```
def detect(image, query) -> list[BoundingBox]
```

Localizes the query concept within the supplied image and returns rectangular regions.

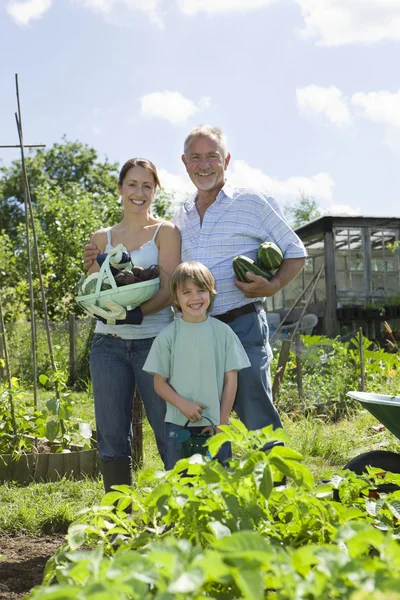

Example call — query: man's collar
[221,182,234,199]
[183,181,233,212]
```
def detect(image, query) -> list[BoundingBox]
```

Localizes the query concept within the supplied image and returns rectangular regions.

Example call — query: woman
[85,157,181,493]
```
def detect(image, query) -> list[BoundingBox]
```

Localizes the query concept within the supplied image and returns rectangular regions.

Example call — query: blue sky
[1,0,400,217]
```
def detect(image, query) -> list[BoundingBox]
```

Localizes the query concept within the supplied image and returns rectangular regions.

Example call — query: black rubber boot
[101,457,132,494]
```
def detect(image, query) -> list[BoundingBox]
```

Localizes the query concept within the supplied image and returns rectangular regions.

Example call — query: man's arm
[234,256,306,298]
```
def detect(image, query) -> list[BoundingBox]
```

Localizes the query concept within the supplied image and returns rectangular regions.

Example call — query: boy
[143,261,250,470]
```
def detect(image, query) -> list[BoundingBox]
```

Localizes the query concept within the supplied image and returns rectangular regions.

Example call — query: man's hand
[180,400,207,423]
[84,236,100,270]
[84,300,143,325]
[200,425,215,435]
[234,273,279,298]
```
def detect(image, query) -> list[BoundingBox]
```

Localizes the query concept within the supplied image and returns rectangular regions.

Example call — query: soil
[0,536,64,599]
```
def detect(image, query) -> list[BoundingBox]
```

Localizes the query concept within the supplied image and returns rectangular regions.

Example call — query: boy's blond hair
[169,261,217,313]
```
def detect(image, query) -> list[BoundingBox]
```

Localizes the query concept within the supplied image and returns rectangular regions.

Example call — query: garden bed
[0,447,99,483]
[0,535,63,599]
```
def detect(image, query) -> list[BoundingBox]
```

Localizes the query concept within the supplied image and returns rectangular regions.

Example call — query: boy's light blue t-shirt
[143,316,251,427]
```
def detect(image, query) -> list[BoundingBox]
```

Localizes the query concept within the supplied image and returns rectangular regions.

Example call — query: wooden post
[359,327,366,391]
[68,313,76,386]
[324,230,338,337]
[272,339,292,401]
[295,333,303,399]
[0,319,5,380]
[132,387,143,469]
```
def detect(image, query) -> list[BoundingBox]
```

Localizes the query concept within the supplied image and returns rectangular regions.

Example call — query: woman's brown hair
[118,158,161,189]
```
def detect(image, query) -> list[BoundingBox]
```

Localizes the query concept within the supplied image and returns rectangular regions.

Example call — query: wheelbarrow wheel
[343,450,400,475]
[337,450,400,499]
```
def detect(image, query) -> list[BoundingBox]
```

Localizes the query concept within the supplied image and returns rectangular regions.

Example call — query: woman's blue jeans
[90,334,166,465]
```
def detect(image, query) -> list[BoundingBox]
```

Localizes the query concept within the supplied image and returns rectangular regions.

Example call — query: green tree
[0,139,174,322]
[0,137,119,236]
[285,193,321,229]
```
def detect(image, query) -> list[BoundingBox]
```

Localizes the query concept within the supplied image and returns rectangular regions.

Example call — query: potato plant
[27,420,400,599]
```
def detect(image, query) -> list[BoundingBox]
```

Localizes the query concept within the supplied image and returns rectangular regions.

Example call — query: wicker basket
[75,247,160,311]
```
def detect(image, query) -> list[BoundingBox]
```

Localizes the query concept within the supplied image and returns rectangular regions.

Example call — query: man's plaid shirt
[172,183,307,316]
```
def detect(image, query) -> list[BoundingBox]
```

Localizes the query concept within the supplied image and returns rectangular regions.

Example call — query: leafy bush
[275,333,400,419]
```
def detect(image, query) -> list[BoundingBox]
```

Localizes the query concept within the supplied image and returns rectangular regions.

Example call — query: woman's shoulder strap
[152,221,165,241]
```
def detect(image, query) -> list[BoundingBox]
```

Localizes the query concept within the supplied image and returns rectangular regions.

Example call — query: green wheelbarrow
[343,391,400,493]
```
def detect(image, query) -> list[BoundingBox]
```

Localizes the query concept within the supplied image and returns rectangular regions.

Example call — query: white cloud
[322,203,360,216]
[229,160,334,202]
[158,161,334,211]
[158,169,195,210]
[296,85,351,127]
[294,0,400,46]
[140,91,211,125]
[176,0,278,16]
[6,0,51,26]
[81,0,164,28]
[351,90,400,129]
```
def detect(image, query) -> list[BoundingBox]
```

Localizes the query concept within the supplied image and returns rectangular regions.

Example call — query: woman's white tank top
[95,222,173,339]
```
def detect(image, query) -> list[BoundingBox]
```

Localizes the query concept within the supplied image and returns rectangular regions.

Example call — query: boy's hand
[84,235,100,270]
[180,400,207,423]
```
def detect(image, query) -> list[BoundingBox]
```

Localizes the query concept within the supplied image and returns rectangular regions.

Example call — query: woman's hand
[84,240,100,270]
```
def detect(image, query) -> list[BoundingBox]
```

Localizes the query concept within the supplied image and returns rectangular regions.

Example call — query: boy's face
[176,279,210,323]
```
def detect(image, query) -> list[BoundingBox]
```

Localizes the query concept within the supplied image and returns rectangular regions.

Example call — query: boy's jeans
[165,422,232,471]
[90,334,166,465]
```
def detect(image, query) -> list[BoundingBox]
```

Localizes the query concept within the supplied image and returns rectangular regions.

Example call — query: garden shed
[264,216,400,340]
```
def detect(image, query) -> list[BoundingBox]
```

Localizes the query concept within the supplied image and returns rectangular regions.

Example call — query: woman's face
[118,166,156,214]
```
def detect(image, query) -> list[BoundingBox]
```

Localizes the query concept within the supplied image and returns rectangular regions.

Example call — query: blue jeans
[228,309,282,431]
[165,422,232,471]
[90,334,166,465]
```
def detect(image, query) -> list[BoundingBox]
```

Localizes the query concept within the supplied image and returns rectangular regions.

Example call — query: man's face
[182,135,230,192]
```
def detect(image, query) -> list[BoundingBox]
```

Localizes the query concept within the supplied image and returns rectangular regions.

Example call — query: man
[84,125,307,433]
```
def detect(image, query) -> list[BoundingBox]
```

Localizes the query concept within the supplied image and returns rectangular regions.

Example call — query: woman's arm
[87,230,107,275]
[154,373,207,423]
[140,222,181,317]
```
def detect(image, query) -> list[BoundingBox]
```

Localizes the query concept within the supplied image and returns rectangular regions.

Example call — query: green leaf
[207,432,231,456]
[46,419,60,442]
[253,462,273,499]
[39,374,49,385]
[47,397,61,415]
[214,531,272,559]
[67,524,88,550]
[208,521,231,540]
[234,566,264,600]
[168,568,204,593]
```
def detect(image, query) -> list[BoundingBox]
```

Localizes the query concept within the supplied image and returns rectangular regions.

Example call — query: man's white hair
[183,125,228,158]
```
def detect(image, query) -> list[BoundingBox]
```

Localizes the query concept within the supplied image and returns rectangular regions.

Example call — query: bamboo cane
[0,294,17,436]
[14,74,65,436]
